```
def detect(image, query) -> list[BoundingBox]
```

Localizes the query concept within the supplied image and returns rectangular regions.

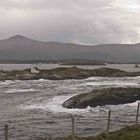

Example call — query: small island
[0,66,140,81]
[63,87,140,109]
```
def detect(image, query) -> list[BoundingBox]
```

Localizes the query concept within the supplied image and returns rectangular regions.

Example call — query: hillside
[0,35,140,63]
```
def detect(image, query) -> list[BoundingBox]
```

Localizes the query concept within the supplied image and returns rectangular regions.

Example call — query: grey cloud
[0,0,140,44]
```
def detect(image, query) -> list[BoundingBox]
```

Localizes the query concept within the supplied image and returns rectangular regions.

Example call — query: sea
[0,63,140,140]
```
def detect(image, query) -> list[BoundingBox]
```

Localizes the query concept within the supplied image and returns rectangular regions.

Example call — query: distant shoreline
[0,59,108,65]
[0,66,140,81]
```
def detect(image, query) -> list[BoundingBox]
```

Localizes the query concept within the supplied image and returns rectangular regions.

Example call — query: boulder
[62,87,140,109]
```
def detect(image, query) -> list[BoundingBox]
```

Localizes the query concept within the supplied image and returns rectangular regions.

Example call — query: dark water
[0,76,140,140]
[0,63,140,72]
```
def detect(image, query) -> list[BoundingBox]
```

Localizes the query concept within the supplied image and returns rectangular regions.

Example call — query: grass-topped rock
[62,87,140,109]
[0,66,139,81]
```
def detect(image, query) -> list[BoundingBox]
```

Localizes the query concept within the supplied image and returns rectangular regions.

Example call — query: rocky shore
[0,66,140,81]
[62,87,140,109]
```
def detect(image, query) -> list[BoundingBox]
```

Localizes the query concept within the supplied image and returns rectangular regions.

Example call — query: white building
[31,67,40,74]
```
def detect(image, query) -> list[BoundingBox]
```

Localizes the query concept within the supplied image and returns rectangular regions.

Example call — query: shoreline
[0,66,140,81]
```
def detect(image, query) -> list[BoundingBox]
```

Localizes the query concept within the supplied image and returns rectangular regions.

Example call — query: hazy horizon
[1,34,140,46]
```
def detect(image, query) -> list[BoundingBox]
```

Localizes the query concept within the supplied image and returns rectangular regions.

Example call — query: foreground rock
[62,87,140,109]
[0,67,139,81]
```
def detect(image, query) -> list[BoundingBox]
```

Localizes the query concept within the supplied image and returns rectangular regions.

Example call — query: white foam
[121,100,140,107]
[85,77,102,80]
[18,76,140,115]
[38,79,45,81]
[86,81,139,87]
[20,94,108,116]
[20,95,140,116]
[0,80,15,85]
[5,88,36,93]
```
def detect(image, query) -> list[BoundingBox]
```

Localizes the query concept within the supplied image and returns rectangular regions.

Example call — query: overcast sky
[0,0,140,44]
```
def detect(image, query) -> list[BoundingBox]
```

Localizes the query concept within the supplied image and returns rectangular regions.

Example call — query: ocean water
[0,75,140,139]
[0,63,140,72]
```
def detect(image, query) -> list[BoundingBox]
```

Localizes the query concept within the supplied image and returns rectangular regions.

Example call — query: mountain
[0,35,140,63]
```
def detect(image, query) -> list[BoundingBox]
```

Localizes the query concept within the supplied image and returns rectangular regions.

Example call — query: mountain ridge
[0,35,140,63]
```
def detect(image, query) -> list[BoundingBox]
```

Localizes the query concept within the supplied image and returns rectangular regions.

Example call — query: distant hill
[0,35,140,63]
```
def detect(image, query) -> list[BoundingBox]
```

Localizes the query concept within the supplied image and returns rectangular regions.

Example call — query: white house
[31,67,40,74]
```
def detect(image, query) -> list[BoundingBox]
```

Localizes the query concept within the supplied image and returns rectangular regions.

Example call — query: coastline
[0,66,140,81]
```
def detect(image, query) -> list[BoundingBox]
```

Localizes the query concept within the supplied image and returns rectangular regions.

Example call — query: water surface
[0,76,140,139]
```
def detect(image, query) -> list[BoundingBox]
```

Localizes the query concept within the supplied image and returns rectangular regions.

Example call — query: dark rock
[62,87,140,109]
[0,67,140,81]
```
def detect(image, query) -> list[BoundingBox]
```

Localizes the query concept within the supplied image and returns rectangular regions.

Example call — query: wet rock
[62,87,140,109]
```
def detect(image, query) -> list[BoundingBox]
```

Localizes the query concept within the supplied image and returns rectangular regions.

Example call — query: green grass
[49,125,140,140]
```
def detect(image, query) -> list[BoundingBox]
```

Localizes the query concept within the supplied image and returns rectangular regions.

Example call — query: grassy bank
[53,125,140,140]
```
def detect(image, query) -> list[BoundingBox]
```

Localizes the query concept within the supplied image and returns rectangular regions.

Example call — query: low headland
[0,66,140,81]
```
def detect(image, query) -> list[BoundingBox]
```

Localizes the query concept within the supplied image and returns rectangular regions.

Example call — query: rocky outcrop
[62,87,140,109]
[0,67,140,81]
